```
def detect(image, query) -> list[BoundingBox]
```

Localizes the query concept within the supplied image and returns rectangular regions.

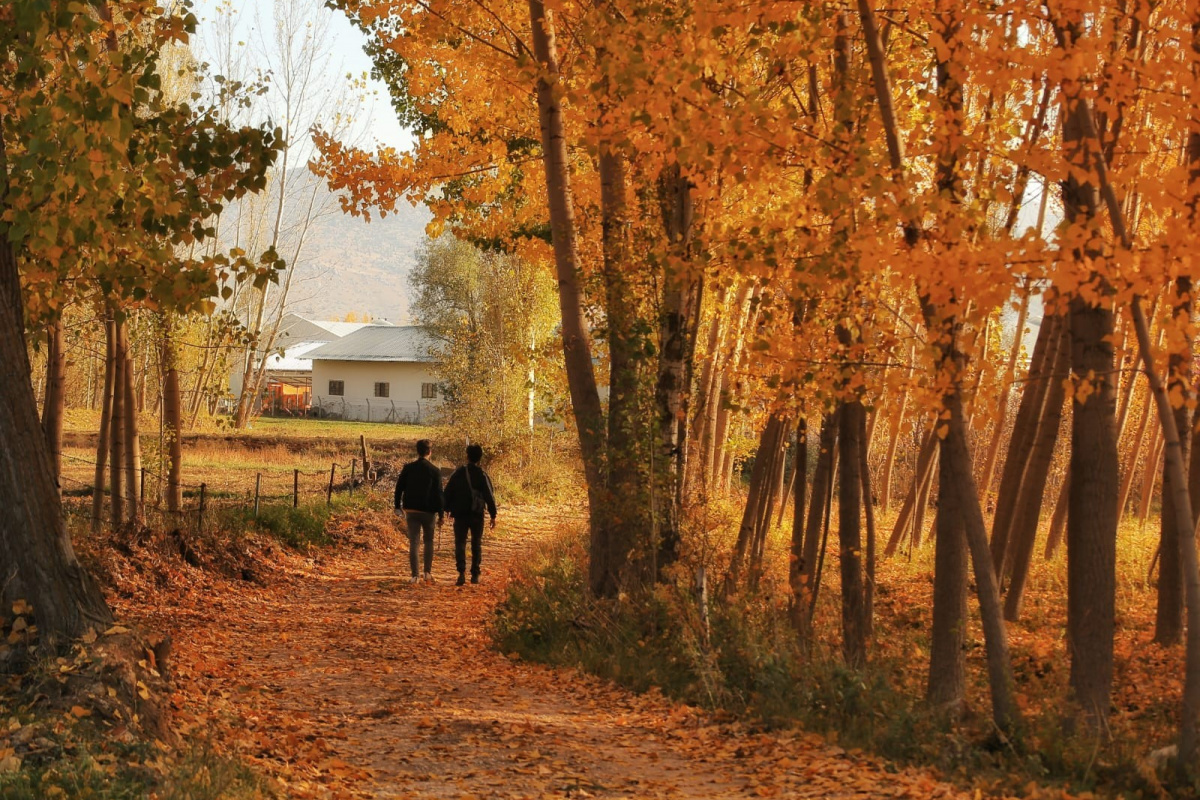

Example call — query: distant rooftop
[264,341,329,372]
[305,326,437,363]
[276,313,393,344]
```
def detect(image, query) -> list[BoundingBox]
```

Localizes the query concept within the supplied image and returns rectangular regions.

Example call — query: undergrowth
[491,528,1187,799]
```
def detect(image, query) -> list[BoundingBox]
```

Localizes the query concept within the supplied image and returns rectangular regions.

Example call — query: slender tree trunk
[799,412,838,633]
[162,321,184,515]
[788,419,809,633]
[859,409,877,636]
[879,342,914,510]
[689,286,732,497]
[1138,428,1163,528]
[1117,389,1155,517]
[655,163,702,573]
[726,414,785,593]
[977,283,1031,497]
[92,317,115,533]
[0,124,112,642]
[121,320,141,523]
[598,143,650,590]
[1159,282,1196,644]
[529,0,609,595]
[1003,320,1069,619]
[990,312,1062,571]
[884,429,937,556]
[839,401,868,668]
[1044,472,1069,559]
[42,319,65,487]
[109,320,125,528]
[928,421,968,710]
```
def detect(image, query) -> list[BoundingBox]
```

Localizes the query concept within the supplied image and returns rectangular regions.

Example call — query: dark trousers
[405,511,436,576]
[453,516,484,576]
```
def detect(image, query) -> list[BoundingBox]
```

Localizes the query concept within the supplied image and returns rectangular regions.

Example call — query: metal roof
[264,341,329,372]
[305,325,437,363]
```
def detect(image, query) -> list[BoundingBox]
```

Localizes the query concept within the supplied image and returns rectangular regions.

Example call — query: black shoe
[455,572,466,586]
[470,573,480,584]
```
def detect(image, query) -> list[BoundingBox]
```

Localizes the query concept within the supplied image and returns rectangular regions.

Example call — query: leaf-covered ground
[126,506,986,799]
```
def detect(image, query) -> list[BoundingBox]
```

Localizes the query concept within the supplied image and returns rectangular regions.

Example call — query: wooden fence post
[327,462,336,506]
[350,458,356,497]
[293,469,299,508]
[254,473,261,517]
[198,482,206,531]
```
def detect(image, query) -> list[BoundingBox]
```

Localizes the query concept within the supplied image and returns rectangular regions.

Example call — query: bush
[240,502,334,549]
[491,527,921,751]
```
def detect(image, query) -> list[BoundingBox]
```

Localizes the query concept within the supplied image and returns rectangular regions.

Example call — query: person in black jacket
[443,444,497,585]
[394,439,444,583]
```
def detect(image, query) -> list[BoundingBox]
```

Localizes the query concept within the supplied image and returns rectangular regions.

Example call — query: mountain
[252,169,432,323]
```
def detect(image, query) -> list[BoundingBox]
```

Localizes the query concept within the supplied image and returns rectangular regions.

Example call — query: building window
[421,382,437,399]
[328,380,344,396]
[374,382,390,398]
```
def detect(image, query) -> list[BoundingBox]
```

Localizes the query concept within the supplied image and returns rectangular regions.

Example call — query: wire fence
[55,449,381,536]
[308,397,429,424]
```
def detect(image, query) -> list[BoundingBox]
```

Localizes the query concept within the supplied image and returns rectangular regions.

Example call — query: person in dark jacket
[442,444,497,585]
[394,439,444,583]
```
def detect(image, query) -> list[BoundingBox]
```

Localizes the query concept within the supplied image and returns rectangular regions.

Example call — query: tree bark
[977,283,1031,499]
[42,319,65,487]
[597,143,652,591]
[528,0,609,595]
[109,318,125,528]
[726,414,785,593]
[839,400,868,668]
[655,163,702,573]
[1003,318,1069,620]
[0,123,112,643]
[928,419,968,710]
[878,342,914,510]
[162,320,184,515]
[884,428,937,557]
[120,319,141,523]
[990,311,1062,571]
[788,419,809,634]
[92,317,115,533]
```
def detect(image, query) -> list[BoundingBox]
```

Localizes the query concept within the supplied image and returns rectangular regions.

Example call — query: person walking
[394,439,444,584]
[443,444,497,586]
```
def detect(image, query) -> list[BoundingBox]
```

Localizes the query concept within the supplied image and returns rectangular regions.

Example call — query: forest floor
[126,504,978,800]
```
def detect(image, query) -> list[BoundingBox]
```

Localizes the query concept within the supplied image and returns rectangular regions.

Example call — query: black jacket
[394,457,444,514]
[443,463,497,520]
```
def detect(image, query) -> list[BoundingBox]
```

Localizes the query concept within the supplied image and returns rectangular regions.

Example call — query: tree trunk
[655,163,702,573]
[1138,428,1164,528]
[42,319,65,487]
[800,411,837,602]
[109,319,125,528]
[1066,292,1119,725]
[990,311,1062,571]
[92,317,115,533]
[859,408,877,636]
[726,414,785,593]
[120,320,141,523]
[1117,388,1154,517]
[528,0,608,594]
[839,401,868,668]
[928,419,968,710]
[0,125,112,643]
[162,321,184,515]
[788,419,809,633]
[878,342,914,510]
[1003,319,1069,619]
[977,283,1031,498]
[598,143,650,591]
[884,428,937,557]
[1044,472,1069,559]
[688,285,732,498]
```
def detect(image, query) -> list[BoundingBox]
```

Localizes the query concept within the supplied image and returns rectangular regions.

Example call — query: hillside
[288,189,432,323]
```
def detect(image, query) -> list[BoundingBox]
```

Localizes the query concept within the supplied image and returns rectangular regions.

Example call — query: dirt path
[161,507,970,799]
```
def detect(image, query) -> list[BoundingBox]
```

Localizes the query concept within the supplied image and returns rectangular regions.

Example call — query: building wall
[311,360,439,423]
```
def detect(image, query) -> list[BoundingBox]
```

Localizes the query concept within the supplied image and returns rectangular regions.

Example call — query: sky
[189,0,413,154]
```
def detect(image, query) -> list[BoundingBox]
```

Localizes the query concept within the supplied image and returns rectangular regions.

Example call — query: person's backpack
[464,465,487,515]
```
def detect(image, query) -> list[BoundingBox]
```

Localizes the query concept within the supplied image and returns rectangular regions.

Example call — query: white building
[307,326,440,423]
